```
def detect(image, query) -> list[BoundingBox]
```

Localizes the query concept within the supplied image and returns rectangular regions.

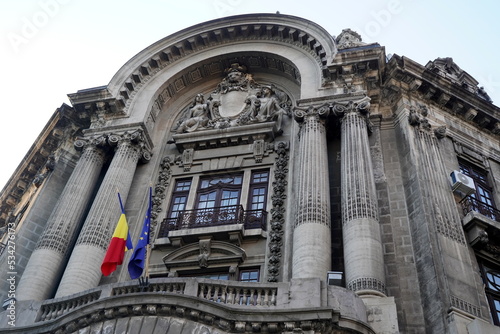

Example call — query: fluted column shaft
[292,105,331,279]
[17,138,106,301]
[340,98,386,296]
[55,132,145,297]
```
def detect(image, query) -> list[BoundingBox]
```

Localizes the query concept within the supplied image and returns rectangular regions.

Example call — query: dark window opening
[479,259,500,326]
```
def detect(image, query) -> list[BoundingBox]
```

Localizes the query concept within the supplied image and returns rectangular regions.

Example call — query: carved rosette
[267,142,289,282]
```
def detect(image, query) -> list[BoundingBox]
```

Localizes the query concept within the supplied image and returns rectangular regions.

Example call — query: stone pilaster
[291,104,331,279]
[55,130,148,298]
[337,96,386,296]
[17,136,107,301]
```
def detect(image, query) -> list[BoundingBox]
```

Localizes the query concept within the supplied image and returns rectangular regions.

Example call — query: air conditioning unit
[449,171,475,195]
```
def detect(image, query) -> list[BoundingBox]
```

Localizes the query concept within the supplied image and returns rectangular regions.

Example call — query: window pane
[198,192,217,209]
[176,180,192,191]
[200,174,243,189]
[170,196,187,217]
[240,269,259,282]
[250,187,266,210]
[252,171,268,183]
[221,190,240,207]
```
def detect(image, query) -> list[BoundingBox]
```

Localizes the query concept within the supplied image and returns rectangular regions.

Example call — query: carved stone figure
[174,63,290,134]
[176,94,211,133]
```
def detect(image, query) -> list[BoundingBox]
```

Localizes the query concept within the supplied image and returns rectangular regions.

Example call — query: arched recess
[129,42,322,128]
[148,51,302,130]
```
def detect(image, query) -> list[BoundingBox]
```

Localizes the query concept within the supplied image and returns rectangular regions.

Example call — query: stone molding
[347,277,386,295]
[9,278,374,334]
[70,14,335,119]
[386,55,500,137]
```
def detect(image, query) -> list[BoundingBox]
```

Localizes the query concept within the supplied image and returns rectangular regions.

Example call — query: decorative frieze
[347,277,386,295]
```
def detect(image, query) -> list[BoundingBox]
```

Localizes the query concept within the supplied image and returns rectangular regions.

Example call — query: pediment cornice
[68,14,336,119]
[383,54,500,136]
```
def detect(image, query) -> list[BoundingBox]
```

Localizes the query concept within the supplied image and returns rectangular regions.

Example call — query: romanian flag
[101,194,133,276]
[128,187,152,279]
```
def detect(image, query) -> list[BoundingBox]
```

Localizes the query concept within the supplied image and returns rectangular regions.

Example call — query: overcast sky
[1,0,499,191]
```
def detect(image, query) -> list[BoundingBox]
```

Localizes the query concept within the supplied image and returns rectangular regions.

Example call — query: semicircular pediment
[163,240,247,270]
[163,240,245,261]
[102,13,336,114]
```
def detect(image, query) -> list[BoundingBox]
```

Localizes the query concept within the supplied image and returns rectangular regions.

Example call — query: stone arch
[106,13,336,120]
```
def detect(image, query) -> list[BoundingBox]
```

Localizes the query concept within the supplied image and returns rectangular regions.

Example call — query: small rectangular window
[239,268,260,282]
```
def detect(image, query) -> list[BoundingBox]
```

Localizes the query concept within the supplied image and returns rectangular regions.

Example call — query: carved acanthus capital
[332,95,371,117]
[293,103,331,123]
[108,129,153,163]
[74,134,107,151]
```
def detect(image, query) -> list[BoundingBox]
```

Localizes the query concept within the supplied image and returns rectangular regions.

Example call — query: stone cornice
[82,122,154,154]
[0,104,89,228]
[69,14,336,119]
[384,54,500,136]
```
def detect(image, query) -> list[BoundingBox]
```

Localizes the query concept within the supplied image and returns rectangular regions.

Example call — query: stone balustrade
[36,277,283,323]
[38,290,101,322]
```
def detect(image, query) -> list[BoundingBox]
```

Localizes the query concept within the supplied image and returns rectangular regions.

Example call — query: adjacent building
[0,13,499,333]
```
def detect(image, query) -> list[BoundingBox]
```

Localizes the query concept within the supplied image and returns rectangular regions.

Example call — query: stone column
[337,96,386,296]
[55,130,149,297]
[17,136,107,301]
[291,104,331,279]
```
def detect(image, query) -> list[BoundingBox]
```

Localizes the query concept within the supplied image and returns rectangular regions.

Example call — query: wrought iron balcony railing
[460,196,500,222]
[158,205,267,238]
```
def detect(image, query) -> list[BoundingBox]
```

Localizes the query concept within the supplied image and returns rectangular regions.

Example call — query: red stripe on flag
[101,237,127,276]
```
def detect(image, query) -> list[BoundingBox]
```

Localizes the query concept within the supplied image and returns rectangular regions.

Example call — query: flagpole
[144,186,152,279]
[117,190,125,213]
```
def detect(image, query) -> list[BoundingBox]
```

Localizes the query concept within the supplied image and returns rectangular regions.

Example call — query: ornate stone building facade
[0,13,499,333]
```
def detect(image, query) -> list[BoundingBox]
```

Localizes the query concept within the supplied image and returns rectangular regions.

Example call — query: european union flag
[128,187,152,279]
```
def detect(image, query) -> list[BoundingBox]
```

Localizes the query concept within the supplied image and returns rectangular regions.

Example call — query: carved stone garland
[151,156,174,237]
[267,141,289,283]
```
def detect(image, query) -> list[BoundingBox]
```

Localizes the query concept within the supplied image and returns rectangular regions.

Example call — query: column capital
[108,129,152,163]
[332,95,371,117]
[293,103,331,123]
[74,134,108,151]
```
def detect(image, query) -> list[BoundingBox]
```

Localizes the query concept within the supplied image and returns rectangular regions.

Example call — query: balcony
[157,205,267,244]
[460,196,500,223]
[460,196,500,250]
